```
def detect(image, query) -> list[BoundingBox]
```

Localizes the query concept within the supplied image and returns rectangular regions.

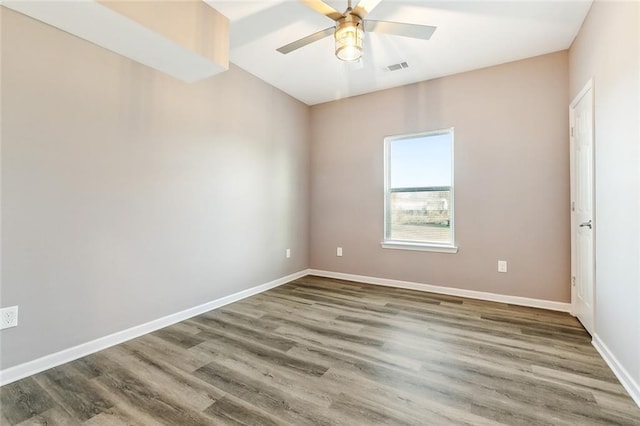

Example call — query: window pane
[388,190,451,243]
[389,133,452,189]
[385,129,454,246]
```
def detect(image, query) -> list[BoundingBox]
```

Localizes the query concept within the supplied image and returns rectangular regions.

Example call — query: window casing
[382,129,457,253]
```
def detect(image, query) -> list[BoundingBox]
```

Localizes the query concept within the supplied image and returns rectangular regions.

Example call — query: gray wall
[569,0,640,393]
[0,9,309,369]
[310,51,571,302]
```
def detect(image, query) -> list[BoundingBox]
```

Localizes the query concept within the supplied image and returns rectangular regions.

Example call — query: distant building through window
[383,129,455,251]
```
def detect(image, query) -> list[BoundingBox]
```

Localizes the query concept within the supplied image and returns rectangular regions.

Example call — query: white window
[382,129,457,253]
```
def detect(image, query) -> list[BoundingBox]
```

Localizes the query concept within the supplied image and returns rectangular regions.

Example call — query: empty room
[1,0,639,424]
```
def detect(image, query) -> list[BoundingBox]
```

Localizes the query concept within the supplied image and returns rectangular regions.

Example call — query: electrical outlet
[498,260,508,273]
[337,247,343,257]
[286,248,291,258]
[0,306,19,330]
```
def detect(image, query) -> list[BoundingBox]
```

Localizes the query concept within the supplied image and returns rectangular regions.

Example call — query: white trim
[308,269,571,312]
[570,78,594,110]
[383,127,456,249]
[592,334,640,408]
[0,269,309,386]
[380,241,458,253]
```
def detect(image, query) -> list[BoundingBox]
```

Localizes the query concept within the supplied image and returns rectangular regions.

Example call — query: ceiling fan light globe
[334,19,364,61]
[336,44,362,61]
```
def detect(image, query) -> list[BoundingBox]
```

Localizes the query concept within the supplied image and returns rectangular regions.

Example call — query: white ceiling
[206,0,592,105]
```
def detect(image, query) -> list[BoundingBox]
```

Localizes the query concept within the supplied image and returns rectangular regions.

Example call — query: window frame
[382,128,458,253]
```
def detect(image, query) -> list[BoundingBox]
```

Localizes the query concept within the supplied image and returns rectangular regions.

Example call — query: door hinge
[571,201,575,212]
[572,276,576,287]
[571,127,574,137]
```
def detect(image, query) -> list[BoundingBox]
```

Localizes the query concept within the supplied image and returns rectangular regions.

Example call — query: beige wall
[0,9,309,369]
[569,0,640,395]
[310,51,570,302]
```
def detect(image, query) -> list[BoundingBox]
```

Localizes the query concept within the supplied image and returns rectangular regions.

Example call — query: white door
[570,80,595,335]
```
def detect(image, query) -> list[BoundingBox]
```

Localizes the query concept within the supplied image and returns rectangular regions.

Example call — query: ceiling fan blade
[352,0,382,18]
[299,1,343,21]
[364,20,436,40]
[276,27,335,54]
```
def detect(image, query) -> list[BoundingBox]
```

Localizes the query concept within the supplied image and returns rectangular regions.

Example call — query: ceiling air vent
[386,61,409,72]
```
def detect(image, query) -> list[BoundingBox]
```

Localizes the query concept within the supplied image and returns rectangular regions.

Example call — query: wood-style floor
[1,275,639,425]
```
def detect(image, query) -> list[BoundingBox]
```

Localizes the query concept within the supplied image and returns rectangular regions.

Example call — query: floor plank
[1,275,639,425]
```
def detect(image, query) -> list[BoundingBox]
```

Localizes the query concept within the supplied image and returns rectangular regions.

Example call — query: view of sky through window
[389,133,452,188]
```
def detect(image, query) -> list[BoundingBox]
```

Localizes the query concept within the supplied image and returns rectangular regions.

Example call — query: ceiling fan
[277,0,437,62]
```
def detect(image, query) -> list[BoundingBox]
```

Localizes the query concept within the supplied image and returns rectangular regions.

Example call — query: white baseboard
[0,269,308,386]
[308,269,572,312]
[592,334,640,408]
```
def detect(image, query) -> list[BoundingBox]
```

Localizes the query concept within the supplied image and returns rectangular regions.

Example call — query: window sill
[380,241,459,254]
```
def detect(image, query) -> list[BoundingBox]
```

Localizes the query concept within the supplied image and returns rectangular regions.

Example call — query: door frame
[569,78,595,331]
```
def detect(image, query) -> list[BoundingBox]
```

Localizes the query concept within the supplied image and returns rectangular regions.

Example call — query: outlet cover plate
[0,306,19,329]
